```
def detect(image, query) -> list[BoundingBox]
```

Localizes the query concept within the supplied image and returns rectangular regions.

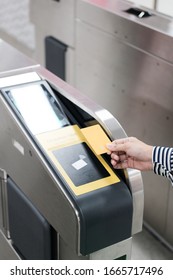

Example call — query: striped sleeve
[152,146,173,185]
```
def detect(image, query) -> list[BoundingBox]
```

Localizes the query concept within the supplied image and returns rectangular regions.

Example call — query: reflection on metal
[0,72,41,88]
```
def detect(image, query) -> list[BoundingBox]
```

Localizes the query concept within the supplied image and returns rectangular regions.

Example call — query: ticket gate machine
[0,40,144,259]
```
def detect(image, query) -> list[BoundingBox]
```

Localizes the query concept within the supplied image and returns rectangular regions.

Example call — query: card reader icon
[72,155,87,170]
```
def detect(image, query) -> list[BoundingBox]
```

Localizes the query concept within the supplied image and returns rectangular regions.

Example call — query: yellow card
[81,124,111,155]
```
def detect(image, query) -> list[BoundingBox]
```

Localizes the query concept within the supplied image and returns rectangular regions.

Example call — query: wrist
[146,145,153,170]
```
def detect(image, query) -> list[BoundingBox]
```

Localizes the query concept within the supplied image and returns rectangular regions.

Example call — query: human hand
[106,137,153,171]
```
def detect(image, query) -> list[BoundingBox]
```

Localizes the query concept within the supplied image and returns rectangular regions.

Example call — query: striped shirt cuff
[152,146,173,185]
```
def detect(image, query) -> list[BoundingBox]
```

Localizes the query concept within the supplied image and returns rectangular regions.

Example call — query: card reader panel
[53,142,109,186]
[36,124,120,196]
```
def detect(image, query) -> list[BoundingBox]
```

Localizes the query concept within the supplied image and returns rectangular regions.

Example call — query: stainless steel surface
[0,39,39,75]
[30,0,76,67]
[0,39,143,259]
[0,230,20,260]
[166,184,173,244]
[59,236,132,260]
[125,169,144,235]
[74,0,173,246]
[156,0,173,17]
[89,238,132,260]
[30,0,75,48]
[78,0,173,62]
[30,0,76,85]
[0,72,41,88]
[59,236,88,260]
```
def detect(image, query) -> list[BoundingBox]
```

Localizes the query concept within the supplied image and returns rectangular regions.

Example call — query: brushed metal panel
[34,29,47,66]
[0,39,38,74]
[77,0,173,63]
[59,236,89,260]
[156,0,173,17]
[89,237,132,260]
[75,21,173,137]
[165,184,173,245]
[59,236,132,259]
[0,230,20,260]
[75,20,173,242]
[30,9,75,85]
[125,169,143,235]
[143,172,170,235]
[30,0,76,48]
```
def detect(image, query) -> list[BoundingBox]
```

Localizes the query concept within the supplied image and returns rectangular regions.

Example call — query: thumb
[106,143,126,153]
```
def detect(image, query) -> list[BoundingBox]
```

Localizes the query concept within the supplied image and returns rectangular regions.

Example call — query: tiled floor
[132,227,173,260]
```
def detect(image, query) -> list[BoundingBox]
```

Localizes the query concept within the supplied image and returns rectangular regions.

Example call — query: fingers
[112,138,130,144]
[107,138,130,169]
[111,152,127,162]
[107,142,126,153]
[111,153,128,169]
[111,159,128,169]
[106,138,130,152]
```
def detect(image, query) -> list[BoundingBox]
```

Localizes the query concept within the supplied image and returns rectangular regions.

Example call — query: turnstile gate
[0,40,143,260]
